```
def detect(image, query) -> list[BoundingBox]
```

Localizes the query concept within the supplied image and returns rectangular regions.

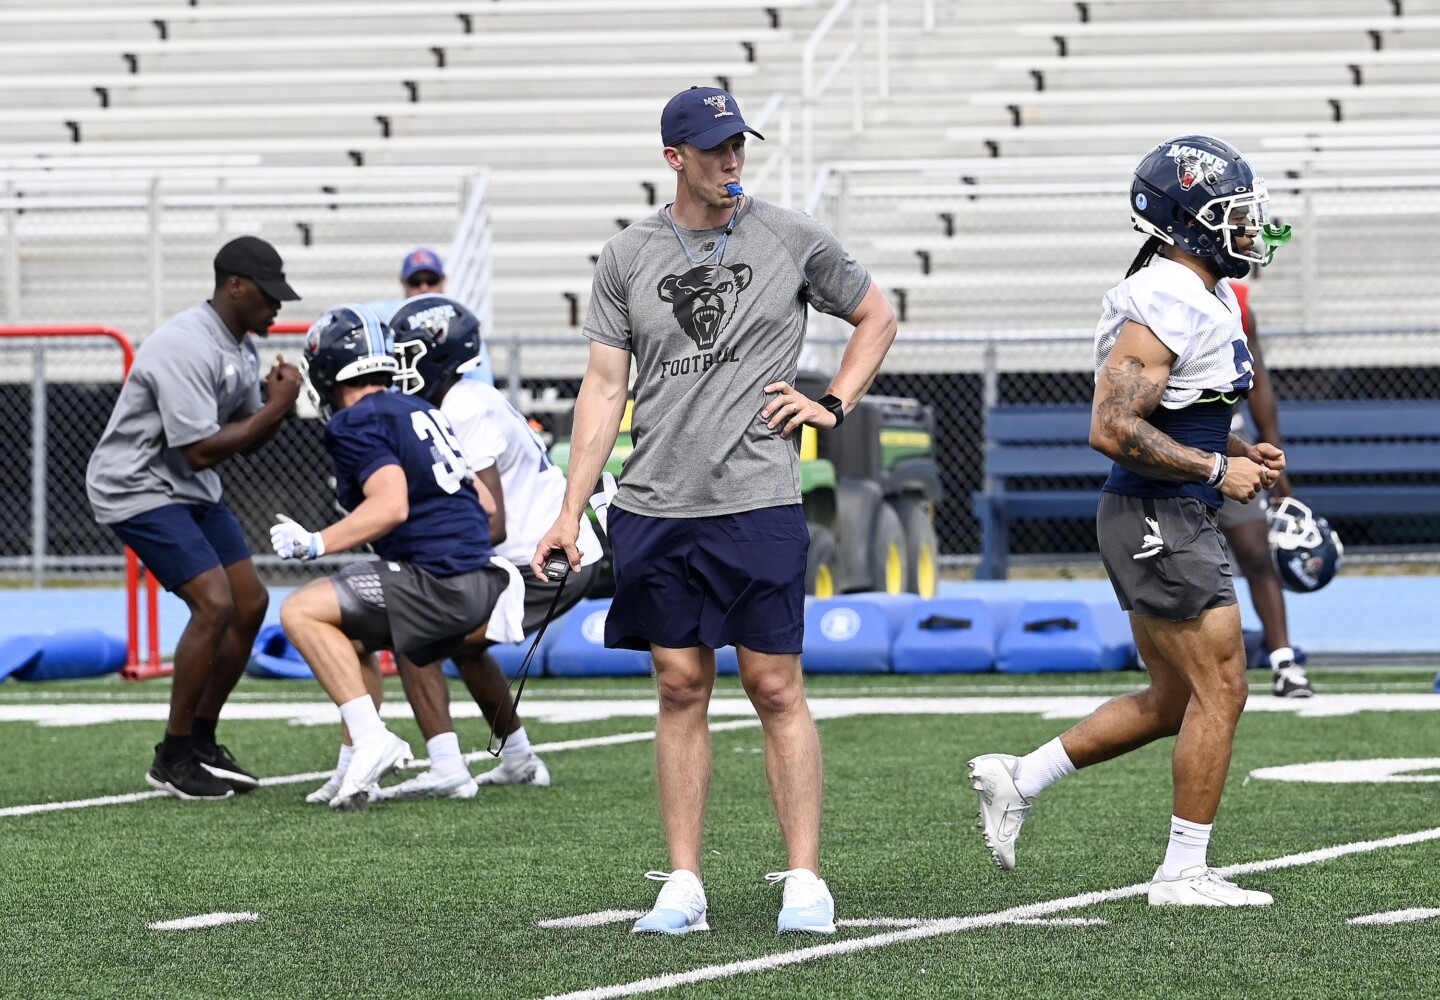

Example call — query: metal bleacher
[2,0,1440,339]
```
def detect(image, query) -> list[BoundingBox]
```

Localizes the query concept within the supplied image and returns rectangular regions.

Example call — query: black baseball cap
[661,86,764,150]
[213,235,300,302]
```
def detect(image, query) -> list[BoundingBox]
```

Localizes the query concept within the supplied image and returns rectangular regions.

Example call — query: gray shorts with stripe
[1097,492,1237,622]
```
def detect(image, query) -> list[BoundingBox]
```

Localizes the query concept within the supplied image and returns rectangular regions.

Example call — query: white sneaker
[968,753,1033,871]
[1148,866,1274,907]
[767,868,836,935]
[631,870,709,935]
[305,766,346,805]
[371,766,478,802]
[330,730,412,812]
[475,754,551,787]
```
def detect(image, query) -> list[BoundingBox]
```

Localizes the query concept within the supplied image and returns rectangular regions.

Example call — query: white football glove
[270,513,326,561]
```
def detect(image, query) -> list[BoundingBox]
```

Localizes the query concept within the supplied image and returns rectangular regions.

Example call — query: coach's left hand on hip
[270,513,325,560]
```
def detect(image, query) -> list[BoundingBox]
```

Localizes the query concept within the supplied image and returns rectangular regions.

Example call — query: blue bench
[973,399,1440,579]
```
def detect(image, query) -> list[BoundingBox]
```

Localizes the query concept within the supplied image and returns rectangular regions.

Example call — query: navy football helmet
[1267,497,1344,593]
[387,294,482,401]
[1130,135,1279,280]
[301,304,398,418]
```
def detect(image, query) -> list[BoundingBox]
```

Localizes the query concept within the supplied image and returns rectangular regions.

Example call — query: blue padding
[0,636,44,682]
[892,598,1013,674]
[246,624,316,680]
[1242,629,1306,670]
[802,594,919,674]
[545,598,653,677]
[9,630,126,681]
[996,600,1136,673]
[716,646,739,676]
[443,613,568,679]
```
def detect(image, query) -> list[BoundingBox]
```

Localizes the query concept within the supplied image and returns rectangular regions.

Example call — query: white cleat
[330,730,412,812]
[475,754,551,787]
[305,766,346,805]
[767,868,836,935]
[371,766,478,802]
[631,870,709,935]
[1148,866,1274,907]
[968,753,1033,871]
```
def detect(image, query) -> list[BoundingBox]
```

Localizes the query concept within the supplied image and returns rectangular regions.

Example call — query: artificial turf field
[2,668,1438,1000]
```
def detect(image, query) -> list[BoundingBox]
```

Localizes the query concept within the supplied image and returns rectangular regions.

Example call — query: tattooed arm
[1089,321,1277,500]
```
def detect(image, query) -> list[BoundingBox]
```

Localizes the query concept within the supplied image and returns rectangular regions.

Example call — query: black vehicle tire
[869,502,908,594]
[894,497,940,597]
[806,525,840,598]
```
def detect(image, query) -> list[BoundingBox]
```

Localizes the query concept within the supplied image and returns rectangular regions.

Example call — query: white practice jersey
[1093,256,1253,408]
[441,380,602,569]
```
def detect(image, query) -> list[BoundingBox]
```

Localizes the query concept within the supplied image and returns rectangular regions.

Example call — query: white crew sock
[426,732,466,775]
[1269,646,1296,670]
[500,725,533,761]
[338,695,385,744]
[1161,816,1213,879]
[336,743,355,771]
[1013,737,1076,800]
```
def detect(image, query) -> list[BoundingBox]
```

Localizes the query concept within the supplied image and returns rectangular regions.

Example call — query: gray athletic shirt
[584,197,870,517]
[86,302,263,523]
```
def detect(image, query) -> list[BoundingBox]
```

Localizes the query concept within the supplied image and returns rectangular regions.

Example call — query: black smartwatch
[816,393,846,428]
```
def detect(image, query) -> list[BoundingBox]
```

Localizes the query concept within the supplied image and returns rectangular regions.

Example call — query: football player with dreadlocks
[968,136,1292,907]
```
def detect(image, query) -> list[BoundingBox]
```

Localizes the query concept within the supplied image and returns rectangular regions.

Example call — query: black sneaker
[194,742,261,793]
[1272,662,1315,699]
[146,745,235,800]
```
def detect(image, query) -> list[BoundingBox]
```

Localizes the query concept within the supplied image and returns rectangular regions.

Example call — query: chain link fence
[7,322,1437,587]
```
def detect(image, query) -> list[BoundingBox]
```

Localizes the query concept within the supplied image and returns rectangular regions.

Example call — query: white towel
[486,555,527,645]
[589,471,619,535]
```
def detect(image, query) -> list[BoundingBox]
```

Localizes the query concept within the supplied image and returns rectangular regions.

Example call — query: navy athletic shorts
[605,504,808,655]
[109,501,252,592]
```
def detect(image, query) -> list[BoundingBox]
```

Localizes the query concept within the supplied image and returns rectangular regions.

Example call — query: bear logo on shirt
[657,263,753,351]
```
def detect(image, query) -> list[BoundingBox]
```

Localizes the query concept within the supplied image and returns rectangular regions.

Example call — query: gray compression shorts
[332,559,509,664]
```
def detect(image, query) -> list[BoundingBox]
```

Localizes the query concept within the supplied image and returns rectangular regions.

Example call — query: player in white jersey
[378,295,602,795]
[968,135,1293,907]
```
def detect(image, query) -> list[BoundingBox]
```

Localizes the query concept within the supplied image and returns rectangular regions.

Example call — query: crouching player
[273,304,508,810]
[378,294,604,792]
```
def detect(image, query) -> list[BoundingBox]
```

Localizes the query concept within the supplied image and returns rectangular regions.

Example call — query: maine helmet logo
[1286,552,1327,591]
[1171,145,1226,192]
[1134,192,1148,211]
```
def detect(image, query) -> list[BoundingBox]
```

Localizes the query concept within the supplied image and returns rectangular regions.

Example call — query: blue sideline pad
[802,594,921,674]
[442,611,569,679]
[246,624,316,680]
[996,599,1135,673]
[544,598,654,677]
[0,630,126,682]
[891,597,1024,674]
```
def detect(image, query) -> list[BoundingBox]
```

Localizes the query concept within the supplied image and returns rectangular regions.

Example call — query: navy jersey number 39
[411,409,469,494]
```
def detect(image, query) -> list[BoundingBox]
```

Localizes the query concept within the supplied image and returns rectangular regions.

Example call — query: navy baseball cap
[661,86,765,150]
[400,247,445,282]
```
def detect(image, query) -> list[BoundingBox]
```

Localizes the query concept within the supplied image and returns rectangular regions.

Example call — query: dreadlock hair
[1125,235,1164,278]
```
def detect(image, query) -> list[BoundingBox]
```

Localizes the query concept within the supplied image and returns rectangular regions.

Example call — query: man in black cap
[87,235,305,799]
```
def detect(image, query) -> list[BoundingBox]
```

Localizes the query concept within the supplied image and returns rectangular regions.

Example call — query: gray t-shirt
[584,197,870,517]
[86,302,263,524]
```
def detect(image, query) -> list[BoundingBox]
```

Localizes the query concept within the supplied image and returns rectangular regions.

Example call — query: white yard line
[536,913,1110,931]
[146,911,259,931]
[0,720,764,819]
[4,693,1438,729]
[1347,908,1440,926]
[536,825,1440,1000]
